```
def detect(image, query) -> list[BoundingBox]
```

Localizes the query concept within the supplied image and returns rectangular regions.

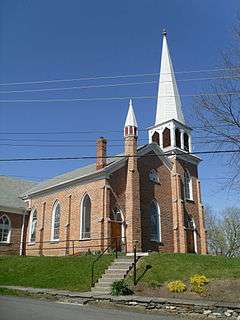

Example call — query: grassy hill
[0,254,114,292]
[0,253,239,294]
[134,253,240,286]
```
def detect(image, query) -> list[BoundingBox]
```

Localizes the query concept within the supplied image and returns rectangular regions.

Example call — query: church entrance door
[110,208,124,252]
[186,228,195,253]
[111,222,121,251]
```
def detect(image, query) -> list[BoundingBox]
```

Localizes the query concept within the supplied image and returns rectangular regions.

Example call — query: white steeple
[155,30,185,125]
[125,99,138,128]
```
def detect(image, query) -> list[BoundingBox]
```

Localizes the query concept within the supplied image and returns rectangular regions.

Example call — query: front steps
[91,256,135,295]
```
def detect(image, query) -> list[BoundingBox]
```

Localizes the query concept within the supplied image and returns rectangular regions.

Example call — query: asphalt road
[0,296,185,320]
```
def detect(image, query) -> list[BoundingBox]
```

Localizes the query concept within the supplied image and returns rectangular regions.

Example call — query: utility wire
[0,75,239,94]
[0,91,240,103]
[0,124,236,135]
[0,66,240,86]
[0,149,239,162]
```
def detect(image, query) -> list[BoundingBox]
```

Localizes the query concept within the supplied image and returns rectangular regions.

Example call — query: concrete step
[100,275,126,281]
[110,262,133,269]
[126,252,149,257]
[91,287,111,294]
[105,269,127,275]
[108,264,131,270]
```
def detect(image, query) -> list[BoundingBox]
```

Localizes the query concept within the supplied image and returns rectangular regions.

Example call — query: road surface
[0,295,186,320]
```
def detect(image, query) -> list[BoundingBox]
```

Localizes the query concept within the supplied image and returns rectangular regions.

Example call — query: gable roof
[0,176,36,213]
[23,143,173,198]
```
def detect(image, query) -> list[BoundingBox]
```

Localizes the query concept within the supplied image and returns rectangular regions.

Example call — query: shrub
[167,280,186,293]
[190,274,209,287]
[111,280,133,296]
[190,274,209,295]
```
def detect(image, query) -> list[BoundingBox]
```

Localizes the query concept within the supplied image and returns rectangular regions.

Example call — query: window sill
[50,240,59,244]
[150,239,163,246]
[185,199,195,203]
[80,238,91,241]
[0,242,11,246]
[27,242,36,246]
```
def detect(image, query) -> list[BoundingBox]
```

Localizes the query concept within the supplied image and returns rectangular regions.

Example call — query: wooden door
[186,229,195,253]
[111,222,121,251]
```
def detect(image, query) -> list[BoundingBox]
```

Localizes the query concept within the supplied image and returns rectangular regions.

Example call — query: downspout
[20,210,26,256]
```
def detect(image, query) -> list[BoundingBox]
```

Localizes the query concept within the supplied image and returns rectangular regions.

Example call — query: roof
[124,99,138,127]
[0,176,36,213]
[155,32,185,125]
[23,143,173,198]
[23,156,123,197]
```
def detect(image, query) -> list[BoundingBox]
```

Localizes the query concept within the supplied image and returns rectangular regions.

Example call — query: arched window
[0,215,11,243]
[184,133,189,151]
[51,201,61,241]
[29,209,37,243]
[162,128,171,148]
[80,194,91,239]
[149,200,161,242]
[183,171,193,200]
[175,128,181,148]
[110,208,122,222]
[152,131,160,145]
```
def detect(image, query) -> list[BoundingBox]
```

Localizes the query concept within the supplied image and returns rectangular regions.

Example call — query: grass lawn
[133,253,240,286]
[0,254,114,292]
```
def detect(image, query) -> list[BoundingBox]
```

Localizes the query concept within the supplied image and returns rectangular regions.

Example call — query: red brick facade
[24,141,207,256]
[0,211,28,255]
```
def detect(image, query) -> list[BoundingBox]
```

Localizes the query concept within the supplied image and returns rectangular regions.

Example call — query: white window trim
[192,219,198,254]
[28,209,37,243]
[150,200,162,243]
[51,201,60,242]
[184,171,193,201]
[80,194,91,240]
[0,214,11,244]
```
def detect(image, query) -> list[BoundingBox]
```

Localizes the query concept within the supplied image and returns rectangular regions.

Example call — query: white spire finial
[155,31,185,125]
[125,99,138,127]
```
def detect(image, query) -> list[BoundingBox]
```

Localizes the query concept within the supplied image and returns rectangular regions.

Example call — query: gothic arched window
[162,128,171,148]
[0,214,11,243]
[80,194,91,239]
[51,201,61,241]
[152,131,160,145]
[149,200,161,242]
[183,171,193,200]
[175,128,181,148]
[110,208,122,222]
[29,209,37,243]
[184,133,189,151]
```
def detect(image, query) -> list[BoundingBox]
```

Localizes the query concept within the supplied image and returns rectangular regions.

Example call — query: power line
[0,75,239,94]
[0,91,240,103]
[0,149,239,162]
[0,139,237,148]
[0,124,235,135]
[0,67,240,86]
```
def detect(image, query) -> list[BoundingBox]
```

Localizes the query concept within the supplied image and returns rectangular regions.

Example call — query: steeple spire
[155,30,185,125]
[124,99,138,128]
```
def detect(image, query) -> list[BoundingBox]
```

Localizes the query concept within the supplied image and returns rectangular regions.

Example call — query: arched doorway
[184,212,197,253]
[110,208,124,251]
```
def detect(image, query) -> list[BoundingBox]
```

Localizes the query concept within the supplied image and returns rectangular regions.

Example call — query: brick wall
[0,212,26,255]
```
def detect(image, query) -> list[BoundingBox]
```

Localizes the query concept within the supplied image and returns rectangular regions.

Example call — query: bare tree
[205,206,240,257]
[194,21,240,188]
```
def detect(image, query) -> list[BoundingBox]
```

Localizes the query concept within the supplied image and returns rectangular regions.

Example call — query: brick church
[2,32,207,256]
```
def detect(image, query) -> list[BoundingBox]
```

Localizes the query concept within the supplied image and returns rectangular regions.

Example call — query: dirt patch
[134,279,240,303]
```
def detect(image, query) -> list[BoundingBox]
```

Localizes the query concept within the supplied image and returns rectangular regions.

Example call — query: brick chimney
[96,137,107,170]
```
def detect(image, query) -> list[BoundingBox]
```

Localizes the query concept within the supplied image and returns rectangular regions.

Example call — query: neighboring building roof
[155,31,185,126]
[0,176,36,213]
[124,99,138,127]
[23,143,173,198]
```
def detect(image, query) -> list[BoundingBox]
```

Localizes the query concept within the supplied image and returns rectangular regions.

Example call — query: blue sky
[0,0,239,212]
